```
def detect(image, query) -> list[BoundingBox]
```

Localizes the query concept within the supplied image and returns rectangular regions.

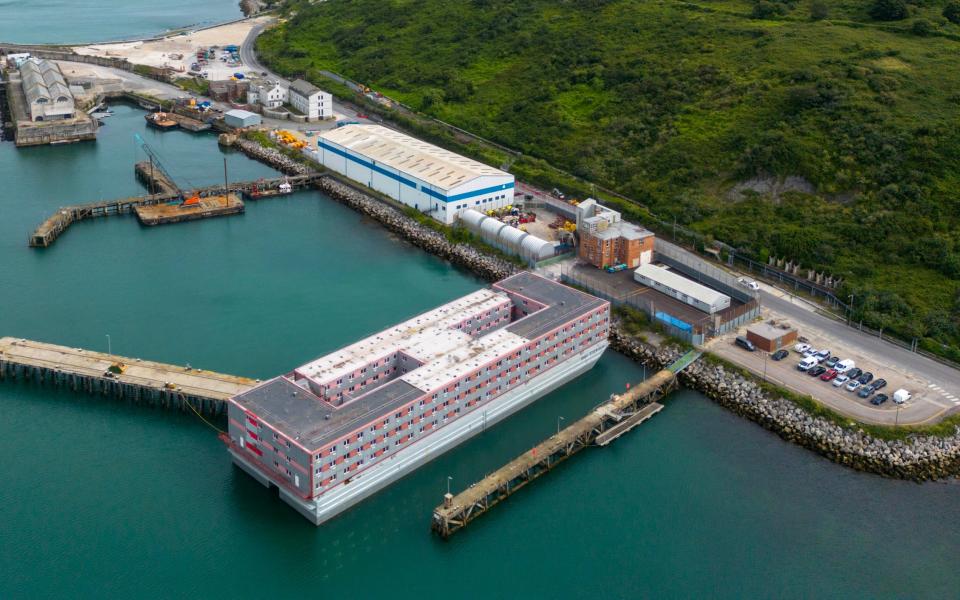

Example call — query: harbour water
[0,20,958,599]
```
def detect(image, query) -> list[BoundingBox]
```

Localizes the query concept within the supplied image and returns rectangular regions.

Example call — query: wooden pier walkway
[0,337,255,416]
[29,172,320,247]
[431,349,702,538]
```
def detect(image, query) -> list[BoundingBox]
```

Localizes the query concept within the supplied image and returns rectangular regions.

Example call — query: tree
[810,0,829,20]
[944,1,960,24]
[869,0,908,20]
[751,1,780,18]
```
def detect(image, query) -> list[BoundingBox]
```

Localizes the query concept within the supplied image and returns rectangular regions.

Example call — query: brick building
[576,199,655,269]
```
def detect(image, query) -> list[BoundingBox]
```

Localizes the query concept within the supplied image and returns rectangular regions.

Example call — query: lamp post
[106,334,111,355]
[447,475,452,496]
[847,294,854,326]
[557,415,565,435]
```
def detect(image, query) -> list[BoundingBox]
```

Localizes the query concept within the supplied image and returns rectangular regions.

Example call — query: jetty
[0,337,255,416]
[431,349,702,539]
[29,171,320,247]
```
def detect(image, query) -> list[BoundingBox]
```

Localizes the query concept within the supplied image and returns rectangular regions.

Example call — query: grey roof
[289,78,322,98]
[233,376,425,451]
[496,272,607,339]
[19,59,73,105]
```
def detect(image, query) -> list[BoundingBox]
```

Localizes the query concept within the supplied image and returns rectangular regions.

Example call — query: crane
[134,133,200,206]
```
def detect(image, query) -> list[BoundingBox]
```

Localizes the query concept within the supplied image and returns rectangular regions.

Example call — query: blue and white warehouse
[316,124,515,224]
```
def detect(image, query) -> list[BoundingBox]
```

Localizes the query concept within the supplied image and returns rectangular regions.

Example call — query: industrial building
[289,79,332,121]
[634,263,731,314]
[316,124,516,224]
[224,109,261,128]
[576,199,655,269]
[460,209,556,265]
[19,59,75,122]
[225,272,610,524]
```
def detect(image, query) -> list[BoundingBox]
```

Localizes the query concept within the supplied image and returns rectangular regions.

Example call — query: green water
[1,106,958,598]
[0,0,243,44]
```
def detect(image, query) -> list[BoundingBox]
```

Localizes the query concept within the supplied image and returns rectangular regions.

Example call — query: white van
[893,389,912,404]
[798,356,819,371]
[835,359,855,374]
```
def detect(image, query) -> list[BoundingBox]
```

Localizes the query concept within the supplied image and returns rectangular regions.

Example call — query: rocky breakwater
[610,325,960,480]
[231,137,315,176]
[681,360,960,480]
[315,177,518,282]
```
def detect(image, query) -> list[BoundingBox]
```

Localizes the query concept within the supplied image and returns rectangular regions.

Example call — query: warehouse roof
[224,109,259,119]
[634,264,730,308]
[20,58,73,105]
[319,124,512,192]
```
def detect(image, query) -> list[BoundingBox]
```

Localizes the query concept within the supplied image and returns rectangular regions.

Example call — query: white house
[19,59,75,122]
[316,124,515,225]
[289,78,332,121]
[247,80,287,109]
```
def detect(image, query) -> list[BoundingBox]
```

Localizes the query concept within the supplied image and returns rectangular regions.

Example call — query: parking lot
[712,317,957,426]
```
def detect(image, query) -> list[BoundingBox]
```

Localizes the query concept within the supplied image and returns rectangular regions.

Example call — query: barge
[224,272,610,525]
[133,193,244,225]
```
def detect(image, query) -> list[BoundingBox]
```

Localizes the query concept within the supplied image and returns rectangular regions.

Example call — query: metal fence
[654,239,756,304]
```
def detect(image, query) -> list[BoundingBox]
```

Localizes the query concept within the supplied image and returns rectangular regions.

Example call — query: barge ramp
[431,349,701,538]
[0,337,255,416]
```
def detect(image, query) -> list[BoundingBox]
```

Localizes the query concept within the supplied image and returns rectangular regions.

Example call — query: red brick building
[576,199,655,269]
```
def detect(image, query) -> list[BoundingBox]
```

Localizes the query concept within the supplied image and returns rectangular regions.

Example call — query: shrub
[911,19,933,35]
[810,0,829,20]
[943,1,960,24]
[869,0,909,20]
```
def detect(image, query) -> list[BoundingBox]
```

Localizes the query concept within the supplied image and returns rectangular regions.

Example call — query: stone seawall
[610,328,960,481]
[314,177,518,282]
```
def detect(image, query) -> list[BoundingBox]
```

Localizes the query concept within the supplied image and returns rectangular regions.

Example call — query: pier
[431,349,702,538]
[29,171,320,247]
[0,337,255,416]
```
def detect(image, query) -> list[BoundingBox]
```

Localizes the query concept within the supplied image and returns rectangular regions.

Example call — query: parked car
[832,374,850,387]
[735,336,756,351]
[820,369,838,381]
[858,372,874,385]
[893,389,911,404]
[871,393,889,406]
[803,348,820,359]
[846,368,863,380]
[794,343,811,354]
[846,380,861,392]
[737,277,760,291]
[808,365,827,377]
[815,349,831,361]
[798,356,819,371]
[858,385,875,399]
[771,349,789,361]
[824,356,839,368]
[835,359,855,374]
[872,378,887,390]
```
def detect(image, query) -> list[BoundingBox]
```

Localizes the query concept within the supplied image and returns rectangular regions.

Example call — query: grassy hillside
[259,0,960,357]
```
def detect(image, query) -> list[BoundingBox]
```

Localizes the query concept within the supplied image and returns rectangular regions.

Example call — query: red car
[820,369,838,381]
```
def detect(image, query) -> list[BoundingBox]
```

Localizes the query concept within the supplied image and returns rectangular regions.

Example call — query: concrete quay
[0,337,255,416]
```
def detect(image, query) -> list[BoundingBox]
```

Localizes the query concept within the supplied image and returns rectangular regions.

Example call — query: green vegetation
[258,0,960,356]
[176,77,209,96]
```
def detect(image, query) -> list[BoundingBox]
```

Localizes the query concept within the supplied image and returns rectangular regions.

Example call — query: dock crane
[134,133,200,206]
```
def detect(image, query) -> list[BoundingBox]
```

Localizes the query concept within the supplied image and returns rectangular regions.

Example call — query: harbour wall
[231,136,960,481]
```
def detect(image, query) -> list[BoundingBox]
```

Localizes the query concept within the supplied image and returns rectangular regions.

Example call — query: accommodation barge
[224,272,610,525]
